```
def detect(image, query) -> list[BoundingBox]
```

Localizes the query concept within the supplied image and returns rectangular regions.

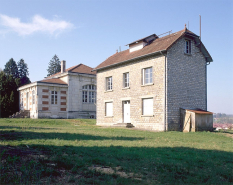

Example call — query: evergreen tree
[47,55,61,76]
[0,71,20,117]
[17,59,31,85]
[4,58,19,78]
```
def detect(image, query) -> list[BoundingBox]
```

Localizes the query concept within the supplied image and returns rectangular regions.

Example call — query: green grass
[0,118,233,184]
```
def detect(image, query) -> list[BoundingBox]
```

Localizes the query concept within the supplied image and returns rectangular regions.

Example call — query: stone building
[18,62,96,119]
[93,27,213,131]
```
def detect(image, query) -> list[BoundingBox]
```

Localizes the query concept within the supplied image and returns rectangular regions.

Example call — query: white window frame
[51,91,58,105]
[82,91,88,103]
[142,67,153,85]
[185,39,191,54]
[106,76,112,91]
[142,98,153,116]
[105,102,113,117]
[82,85,96,103]
[123,72,129,88]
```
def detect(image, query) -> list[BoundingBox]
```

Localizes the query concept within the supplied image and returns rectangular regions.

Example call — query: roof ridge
[67,64,82,72]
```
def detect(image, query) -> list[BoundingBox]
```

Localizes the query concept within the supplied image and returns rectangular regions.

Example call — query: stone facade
[18,64,96,119]
[166,37,207,130]
[95,29,212,131]
[97,54,166,131]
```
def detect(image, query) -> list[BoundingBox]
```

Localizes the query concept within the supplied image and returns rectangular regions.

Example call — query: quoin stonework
[94,26,213,131]
[18,62,96,119]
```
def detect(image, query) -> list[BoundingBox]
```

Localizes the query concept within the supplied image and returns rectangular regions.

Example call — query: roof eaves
[94,49,166,72]
[68,71,96,76]
[37,81,68,86]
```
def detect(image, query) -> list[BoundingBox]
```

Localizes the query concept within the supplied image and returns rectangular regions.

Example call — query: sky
[0,0,232,114]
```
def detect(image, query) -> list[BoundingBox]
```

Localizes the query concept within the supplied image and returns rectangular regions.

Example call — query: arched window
[82,85,96,103]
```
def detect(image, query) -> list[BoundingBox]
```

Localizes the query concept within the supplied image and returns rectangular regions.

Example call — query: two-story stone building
[94,27,213,131]
[18,61,96,119]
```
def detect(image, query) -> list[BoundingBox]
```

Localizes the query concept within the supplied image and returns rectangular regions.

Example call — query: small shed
[180,108,213,132]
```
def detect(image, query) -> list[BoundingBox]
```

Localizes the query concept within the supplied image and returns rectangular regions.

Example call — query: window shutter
[106,102,113,116]
[143,98,153,115]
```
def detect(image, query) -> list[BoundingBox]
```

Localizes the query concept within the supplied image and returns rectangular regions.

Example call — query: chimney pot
[61,60,66,73]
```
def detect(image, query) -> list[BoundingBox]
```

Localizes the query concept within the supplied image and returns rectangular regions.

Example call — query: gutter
[67,75,70,119]
[93,49,167,72]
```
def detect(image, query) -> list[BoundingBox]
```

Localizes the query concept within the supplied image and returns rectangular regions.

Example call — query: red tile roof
[94,28,211,71]
[38,78,67,85]
[46,63,96,79]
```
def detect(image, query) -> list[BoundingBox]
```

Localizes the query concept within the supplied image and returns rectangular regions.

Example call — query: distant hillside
[213,113,233,124]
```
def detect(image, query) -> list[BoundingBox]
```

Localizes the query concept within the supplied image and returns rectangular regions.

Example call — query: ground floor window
[82,85,96,103]
[105,102,113,116]
[32,90,35,104]
[51,91,57,104]
[142,98,153,115]
[21,93,23,107]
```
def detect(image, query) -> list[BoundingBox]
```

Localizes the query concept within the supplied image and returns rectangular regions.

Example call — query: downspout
[67,75,70,119]
[160,51,167,131]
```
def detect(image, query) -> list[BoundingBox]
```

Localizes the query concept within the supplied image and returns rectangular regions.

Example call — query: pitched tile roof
[46,63,96,79]
[94,28,212,71]
[38,78,68,85]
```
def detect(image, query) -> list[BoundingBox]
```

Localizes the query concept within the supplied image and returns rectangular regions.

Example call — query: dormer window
[185,40,191,54]
[127,34,158,53]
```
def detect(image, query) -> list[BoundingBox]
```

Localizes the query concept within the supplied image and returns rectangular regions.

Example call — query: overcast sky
[0,0,232,114]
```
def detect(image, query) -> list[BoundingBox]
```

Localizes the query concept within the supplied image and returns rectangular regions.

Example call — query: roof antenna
[119,46,121,52]
[199,15,201,40]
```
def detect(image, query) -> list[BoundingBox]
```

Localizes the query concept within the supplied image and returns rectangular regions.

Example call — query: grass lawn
[0,118,233,184]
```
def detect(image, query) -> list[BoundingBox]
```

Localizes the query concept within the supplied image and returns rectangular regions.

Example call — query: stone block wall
[96,55,166,131]
[67,74,96,118]
[37,85,68,118]
[166,37,207,130]
[19,86,38,118]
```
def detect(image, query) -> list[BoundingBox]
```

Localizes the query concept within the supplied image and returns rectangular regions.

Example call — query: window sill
[105,116,114,118]
[141,83,154,87]
[141,115,154,117]
[184,53,192,56]
[105,90,113,93]
[122,87,130,90]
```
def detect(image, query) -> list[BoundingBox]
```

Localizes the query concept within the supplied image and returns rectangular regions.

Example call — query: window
[106,76,112,90]
[82,91,88,103]
[82,85,96,103]
[123,72,129,88]
[89,91,96,103]
[185,40,191,54]
[51,91,57,104]
[142,67,153,85]
[32,90,35,104]
[21,93,23,107]
[142,98,153,115]
[105,102,113,116]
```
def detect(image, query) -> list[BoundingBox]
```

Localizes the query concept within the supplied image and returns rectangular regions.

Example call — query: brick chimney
[61,60,66,73]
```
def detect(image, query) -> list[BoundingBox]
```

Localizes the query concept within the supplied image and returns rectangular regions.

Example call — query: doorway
[123,101,130,123]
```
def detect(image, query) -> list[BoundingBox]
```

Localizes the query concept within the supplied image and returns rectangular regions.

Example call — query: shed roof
[186,108,213,115]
